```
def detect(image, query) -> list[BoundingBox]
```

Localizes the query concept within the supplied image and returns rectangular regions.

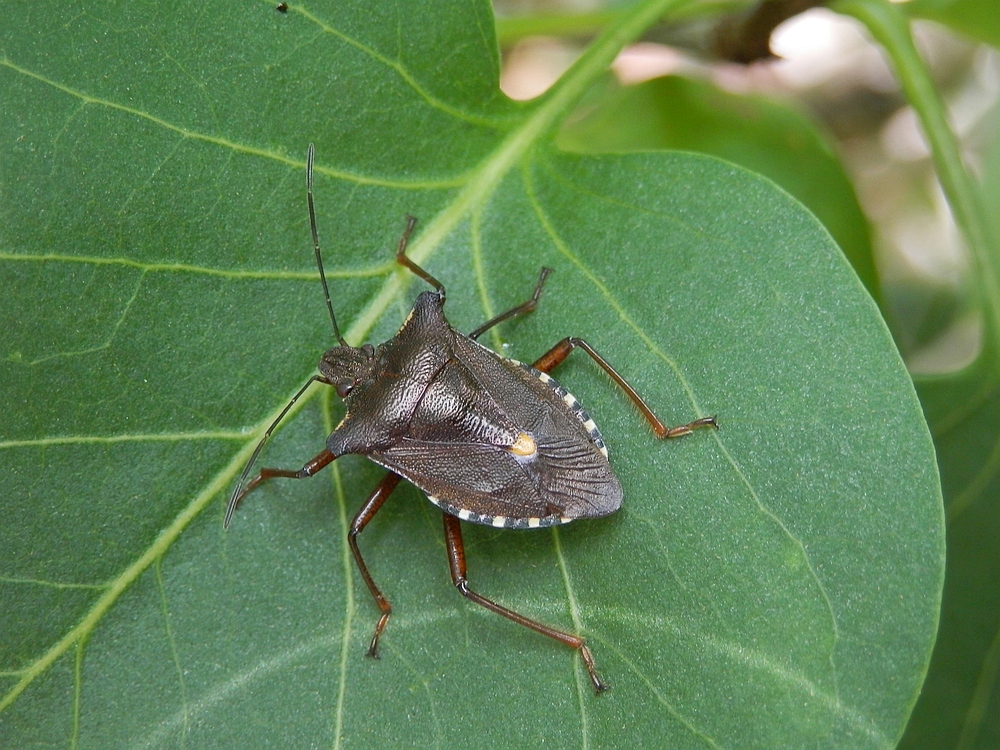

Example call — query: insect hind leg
[531,337,718,439]
[442,512,608,693]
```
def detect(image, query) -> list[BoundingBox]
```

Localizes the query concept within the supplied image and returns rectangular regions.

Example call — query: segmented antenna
[307,143,347,346]
[224,375,325,528]
[225,145,341,527]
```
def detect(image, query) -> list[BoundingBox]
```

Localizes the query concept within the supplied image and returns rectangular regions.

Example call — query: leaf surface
[0,1,942,747]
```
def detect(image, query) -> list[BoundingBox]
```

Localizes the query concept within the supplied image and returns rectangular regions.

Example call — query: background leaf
[1,1,942,747]
[904,347,1000,749]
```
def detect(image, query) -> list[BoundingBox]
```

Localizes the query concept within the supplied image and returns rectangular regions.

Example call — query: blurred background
[495,0,998,376]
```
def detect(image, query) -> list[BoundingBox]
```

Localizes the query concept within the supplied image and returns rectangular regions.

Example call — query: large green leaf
[1,1,942,747]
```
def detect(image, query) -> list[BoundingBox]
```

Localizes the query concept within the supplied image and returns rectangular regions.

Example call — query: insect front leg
[532,337,718,438]
[225,374,337,527]
[442,513,608,693]
[225,449,336,525]
[349,471,403,657]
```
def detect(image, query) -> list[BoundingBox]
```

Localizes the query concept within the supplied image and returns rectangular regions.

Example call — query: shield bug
[225,144,717,692]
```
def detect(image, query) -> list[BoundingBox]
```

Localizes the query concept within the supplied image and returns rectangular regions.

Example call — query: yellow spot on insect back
[510,432,537,456]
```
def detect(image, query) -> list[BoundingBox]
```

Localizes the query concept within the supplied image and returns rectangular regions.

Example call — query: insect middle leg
[468,267,551,340]
[442,512,608,693]
[532,337,718,438]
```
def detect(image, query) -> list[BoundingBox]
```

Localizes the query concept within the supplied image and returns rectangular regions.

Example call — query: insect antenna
[226,144,342,528]
[306,143,347,347]
[225,374,330,528]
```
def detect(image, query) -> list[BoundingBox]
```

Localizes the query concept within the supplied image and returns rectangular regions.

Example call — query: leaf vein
[0,431,248,450]
[155,558,191,745]
[0,576,107,591]
[0,251,395,281]
[0,56,463,190]
[293,6,510,131]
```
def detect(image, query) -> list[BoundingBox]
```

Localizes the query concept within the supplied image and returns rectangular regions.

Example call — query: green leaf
[1,1,942,747]
[905,352,1000,749]
[557,73,879,301]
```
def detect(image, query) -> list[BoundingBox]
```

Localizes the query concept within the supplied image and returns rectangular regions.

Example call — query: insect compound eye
[361,343,375,357]
[336,379,355,398]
